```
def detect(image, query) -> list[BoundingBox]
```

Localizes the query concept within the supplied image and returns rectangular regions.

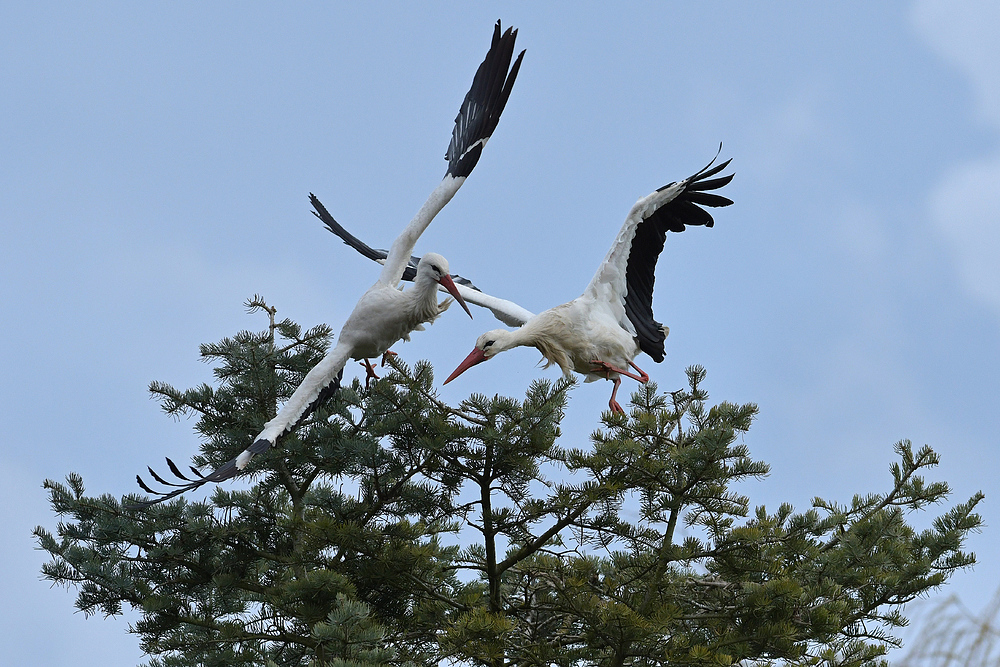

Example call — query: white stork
[318,153,733,414]
[132,22,524,507]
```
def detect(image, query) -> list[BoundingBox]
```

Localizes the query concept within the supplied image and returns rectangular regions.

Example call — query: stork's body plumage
[477,299,639,380]
[132,22,524,507]
[341,258,456,358]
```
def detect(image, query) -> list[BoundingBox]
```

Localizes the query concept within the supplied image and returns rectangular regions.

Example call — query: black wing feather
[166,457,192,481]
[671,200,714,228]
[446,21,525,179]
[691,174,735,192]
[135,476,157,494]
[147,466,182,488]
[691,157,732,182]
[623,153,735,361]
[685,191,734,208]
[624,214,670,361]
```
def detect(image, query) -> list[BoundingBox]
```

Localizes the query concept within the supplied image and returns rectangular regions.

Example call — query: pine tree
[36,300,983,667]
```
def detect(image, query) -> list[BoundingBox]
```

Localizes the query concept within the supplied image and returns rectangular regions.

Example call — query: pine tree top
[35,301,983,667]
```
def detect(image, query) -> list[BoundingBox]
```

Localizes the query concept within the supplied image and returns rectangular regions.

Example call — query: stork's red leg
[361,358,380,388]
[591,359,647,414]
[381,350,398,366]
[608,376,625,415]
[590,359,648,384]
[628,361,649,383]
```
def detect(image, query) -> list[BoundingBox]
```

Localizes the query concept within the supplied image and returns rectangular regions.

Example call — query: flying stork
[318,152,733,414]
[131,22,524,507]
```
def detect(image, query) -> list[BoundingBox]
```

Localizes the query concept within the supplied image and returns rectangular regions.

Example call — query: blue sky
[2,3,998,664]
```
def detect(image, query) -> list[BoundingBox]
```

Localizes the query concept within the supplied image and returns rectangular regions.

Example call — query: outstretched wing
[445,21,524,180]
[311,193,477,289]
[378,21,524,288]
[313,193,533,327]
[585,148,734,362]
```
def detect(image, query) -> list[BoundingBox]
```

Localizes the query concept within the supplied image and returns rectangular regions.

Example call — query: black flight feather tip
[623,149,735,362]
[128,459,239,509]
[311,192,417,283]
[446,20,525,179]
[166,457,192,481]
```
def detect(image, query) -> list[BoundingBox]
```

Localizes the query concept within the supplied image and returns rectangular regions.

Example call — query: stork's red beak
[438,274,473,319]
[444,347,488,384]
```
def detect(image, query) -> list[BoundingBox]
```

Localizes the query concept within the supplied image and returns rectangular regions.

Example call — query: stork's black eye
[430,264,442,274]
[484,340,495,348]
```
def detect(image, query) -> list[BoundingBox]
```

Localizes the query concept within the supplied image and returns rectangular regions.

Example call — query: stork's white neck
[486,316,575,376]
[399,267,449,325]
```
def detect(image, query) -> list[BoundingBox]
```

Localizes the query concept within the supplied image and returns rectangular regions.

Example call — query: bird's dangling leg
[590,359,648,384]
[608,376,626,415]
[361,358,380,388]
[381,350,398,366]
[628,361,650,383]
[591,359,647,415]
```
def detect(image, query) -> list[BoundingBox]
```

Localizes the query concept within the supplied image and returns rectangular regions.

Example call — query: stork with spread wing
[132,22,524,507]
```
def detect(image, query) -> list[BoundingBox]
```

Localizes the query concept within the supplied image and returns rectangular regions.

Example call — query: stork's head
[417,252,472,319]
[444,328,515,384]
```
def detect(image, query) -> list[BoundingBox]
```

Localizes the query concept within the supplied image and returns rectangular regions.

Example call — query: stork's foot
[381,350,398,366]
[608,376,626,415]
[361,358,380,388]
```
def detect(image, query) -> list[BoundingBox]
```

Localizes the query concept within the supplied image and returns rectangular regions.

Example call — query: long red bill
[444,347,488,384]
[438,274,473,319]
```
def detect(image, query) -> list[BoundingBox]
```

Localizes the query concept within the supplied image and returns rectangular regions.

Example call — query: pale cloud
[834,199,888,264]
[750,84,829,180]
[912,0,1000,124]
[912,0,1000,314]
[928,156,1000,310]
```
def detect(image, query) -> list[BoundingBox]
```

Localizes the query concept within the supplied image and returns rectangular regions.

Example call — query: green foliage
[35,302,983,667]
